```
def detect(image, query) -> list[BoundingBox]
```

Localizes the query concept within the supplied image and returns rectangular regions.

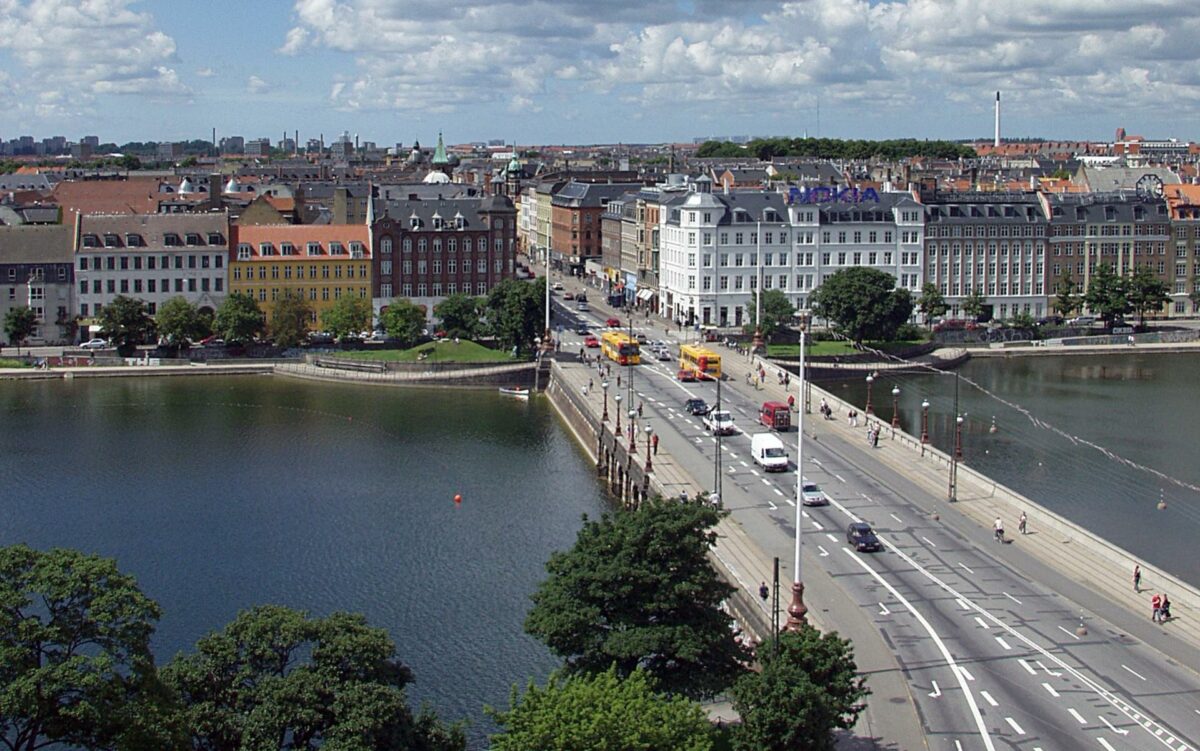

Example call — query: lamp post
[786,328,808,629]
[948,371,961,503]
[751,221,764,353]
[644,425,653,473]
[628,409,638,449]
[954,415,964,459]
[891,386,901,430]
[865,374,875,415]
[601,380,610,422]
[920,399,930,445]
[614,394,623,435]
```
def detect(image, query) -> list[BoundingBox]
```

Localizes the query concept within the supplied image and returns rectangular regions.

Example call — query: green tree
[3,305,38,354]
[434,294,484,339]
[1082,263,1130,326]
[321,295,373,340]
[808,267,914,344]
[1051,272,1080,318]
[0,544,170,751]
[960,286,987,321]
[155,296,209,347]
[525,499,749,700]
[97,295,156,355]
[118,154,142,171]
[162,605,464,751]
[915,283,948,329]
[270,291,314,348]
[1124,265,1170,327]
[488,667,712,751]
[731,625,869,751]
[485,278,544,355]
[379,299,427,347]
[744,288,795,339]
[213,292,265,344]
[1008,311,1036,332]
[1189,277,1200,313]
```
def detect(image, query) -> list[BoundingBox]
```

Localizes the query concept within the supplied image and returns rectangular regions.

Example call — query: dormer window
[259,242,275,256]
[329,242,345,255]
[126,233,143,247]
[185,233,202,246]
[307,241,322,256]
[432,213,443,230]
[350,241,364,259]
[207,232,224,245]
[410,215,421,230]
[238,243,252,260]
[103,233,120,247]
[280,242,295,256]
[164,233,181,246]
[82,234,100,247]
[455,213,465,229]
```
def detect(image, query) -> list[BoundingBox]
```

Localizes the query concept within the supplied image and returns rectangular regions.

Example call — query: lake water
[0,376,607,748]
[833,351,1200,586]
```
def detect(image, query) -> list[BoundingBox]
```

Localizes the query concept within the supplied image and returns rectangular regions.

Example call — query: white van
[751,433,789,472]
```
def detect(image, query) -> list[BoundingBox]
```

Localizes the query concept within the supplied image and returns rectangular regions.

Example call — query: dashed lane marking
[739,460,749,467]
[1068,708,1087,724]
[1097,739,1117,751]
[1036,661,1062,677]
[922,536,937,547]
[813,458,823,466]
[956,598,971,611]
[1004,717,1026,735]
[1042,682,1060,698]
[974,616,990,629]
[995,636,1013,650]
[980,690,999,707]
[1004,592,1023,605]
[773,488,784,496]
[825,533,838,543]
[1019,660,1037,675]
[958,562,976,575]
[1121,665,1147,682]
[889,512,903,523]
[1057,625,1081,641]
[959,667,975,682]
[761,478,772,486]
[835,473,846,482]
[1100,717,1129,736]
[811,520,824,531]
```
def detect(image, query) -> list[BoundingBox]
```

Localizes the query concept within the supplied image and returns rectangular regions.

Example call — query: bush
[894,323,927,342]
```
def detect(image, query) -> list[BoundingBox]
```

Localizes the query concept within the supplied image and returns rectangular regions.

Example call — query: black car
[576,324,590,335]
[846,522,882,552]
[683,398,710,416]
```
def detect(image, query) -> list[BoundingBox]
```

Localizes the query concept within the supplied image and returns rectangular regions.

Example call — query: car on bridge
[606,317,621,327]
[584,335,600,348]
[801,481,829,506]
[80,338,109,349]
[703,409,736,436]
[846,522,882,552]
[683,398,709,415]
[575,324,590,335]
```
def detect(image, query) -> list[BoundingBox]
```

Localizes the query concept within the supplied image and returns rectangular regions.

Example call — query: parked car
[80,338,109,349]
[801,481,829,506]
[584,335,600,348]
[1067,315,1097,327]
[683,398,710,415]
[702,409,736,436]
[846,522,882,552]
[606,317,621,327]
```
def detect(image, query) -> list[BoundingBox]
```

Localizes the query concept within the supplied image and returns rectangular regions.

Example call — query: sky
[2,0,1200,148]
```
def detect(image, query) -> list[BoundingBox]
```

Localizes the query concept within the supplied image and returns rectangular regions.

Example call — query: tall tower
[994,92,1001,148]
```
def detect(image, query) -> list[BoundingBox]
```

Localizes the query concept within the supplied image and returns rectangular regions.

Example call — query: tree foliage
[213,293,265,344]
[744,289,795,339]
[808,267,913,344]
[488,667,712,751]
[695,137,975,160]
[1082,263,1129,326]
[731,625,869,751]
[915,283,948,329]
[434,294,484,339]
[525,499,749,700]
[960,286,987,321]
[1124,265,1170,327]
[1052,273,1081,317]
[3,306,38,353]
[485,279,544,356]
[321,296,373,340]
[155,297,209,347]
[0,544,167,751]
[379,299,427,347]
[162,605,464,751]
[97,295,156,355]
[270,292,314,348]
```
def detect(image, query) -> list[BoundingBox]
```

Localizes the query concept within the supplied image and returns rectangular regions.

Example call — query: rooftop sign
[788,186,880,205]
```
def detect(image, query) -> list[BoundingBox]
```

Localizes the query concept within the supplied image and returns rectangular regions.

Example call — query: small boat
[499,387,530,399]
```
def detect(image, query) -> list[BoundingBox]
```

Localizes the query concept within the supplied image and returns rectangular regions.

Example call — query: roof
[53,177,166,219]
[376,196,512,229]
[925,194,1046,224]
[432,132,449,165]
[1076,166,1181,192]
[552,181,643,209]
[231,223,372,258]
[77,212,231,251]
[0,174,52,192]
[1042,194,1169,223]
[0,224,73,264]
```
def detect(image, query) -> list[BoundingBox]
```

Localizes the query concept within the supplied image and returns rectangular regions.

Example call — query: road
[548,281,1200,751]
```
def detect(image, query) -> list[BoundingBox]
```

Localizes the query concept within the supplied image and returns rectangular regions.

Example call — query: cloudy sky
[1,0,1199,147]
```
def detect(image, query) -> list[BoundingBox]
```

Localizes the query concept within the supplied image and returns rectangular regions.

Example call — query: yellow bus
[601,331,641,366]
[679,344,721,380]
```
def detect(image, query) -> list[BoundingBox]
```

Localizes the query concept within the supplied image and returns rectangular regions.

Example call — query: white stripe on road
[973,616,990,629]
[1068,708,1086,724]
[889,512,903,523]
[958,562,975,575]
[825,533,838,542]
[959,667,975,681]
[995,636,1012,650]
[1121,665,1147,682]
[922,536,937,547]
[980,690,999,707]
[1097,739,1117,751]
[1042,682,1060,698]
[1057,625,1081,640]
[1004,717,1025,735]
[773,488,784,496]
[1018,659,1037,675]
[1003,592,1023,605]
[835,473,846,482]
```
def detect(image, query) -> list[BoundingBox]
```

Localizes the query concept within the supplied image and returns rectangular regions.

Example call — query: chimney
[994,91,1001,149]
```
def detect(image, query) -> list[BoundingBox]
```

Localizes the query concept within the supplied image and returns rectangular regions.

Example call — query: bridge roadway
[548,285,1200,751]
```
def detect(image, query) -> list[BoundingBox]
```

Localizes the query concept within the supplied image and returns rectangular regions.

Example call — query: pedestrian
[589,378,594,390]
[1133,564,1142,592]
[784,373,791,388]
[788,394,796,412]
[993,517,1005,543]
[1160,593,1171,621]
[1018,511,1028,535]
[1151,593,1162,623]
[652,433,659,455]
[872,429,879,447]
[617,373,622,387]
[759,581,769,601]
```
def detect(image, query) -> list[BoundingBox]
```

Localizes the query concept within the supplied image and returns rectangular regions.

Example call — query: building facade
[1162,185,1200,317]
[550,181,642,276]
[0,224,74,343]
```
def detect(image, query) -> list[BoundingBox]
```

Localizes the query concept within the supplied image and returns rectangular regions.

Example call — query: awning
[636,288,655,301]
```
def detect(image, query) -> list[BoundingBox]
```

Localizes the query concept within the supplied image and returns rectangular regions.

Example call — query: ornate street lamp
[601,380,610,422]
[865,373,875,415]
[891,386,901,430]
[614,394,623,434]
[629,409,638,449]
[644,425,654,472]
[955,414,964,459]
[920,399,930,445]
[786,328,809,629]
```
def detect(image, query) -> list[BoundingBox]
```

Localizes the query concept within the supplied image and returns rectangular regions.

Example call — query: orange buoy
[454,494,462,505]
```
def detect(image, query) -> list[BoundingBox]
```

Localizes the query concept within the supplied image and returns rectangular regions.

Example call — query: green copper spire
[432,131,448,165]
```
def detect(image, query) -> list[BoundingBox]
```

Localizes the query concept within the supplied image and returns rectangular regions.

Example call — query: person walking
[1151,593,1162,623]
[637,400,643,418]
[759,581,770,601]
[993,517,1005,543]
[1018,511,1028,535]
[1133,564,1142,592]
[1160,593,1171,621]
[652,433,659,455]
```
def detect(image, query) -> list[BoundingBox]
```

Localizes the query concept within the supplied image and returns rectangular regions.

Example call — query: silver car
[801,481,829,506]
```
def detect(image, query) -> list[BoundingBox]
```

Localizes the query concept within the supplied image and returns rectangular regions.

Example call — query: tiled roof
[231,223,372,259]
[53,177,165,219]
[77,212,231,251]
[0,224,73,264]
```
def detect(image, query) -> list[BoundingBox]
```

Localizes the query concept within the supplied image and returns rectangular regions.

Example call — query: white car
[801,481,829,506]
[80,338,109,349]
[702,409,736,436]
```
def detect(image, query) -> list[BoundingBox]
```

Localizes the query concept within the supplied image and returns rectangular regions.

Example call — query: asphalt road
[550,283,1200,751]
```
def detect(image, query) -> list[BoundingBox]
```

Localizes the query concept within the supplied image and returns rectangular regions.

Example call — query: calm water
[834,352,1200,586]
[0,376,606,748]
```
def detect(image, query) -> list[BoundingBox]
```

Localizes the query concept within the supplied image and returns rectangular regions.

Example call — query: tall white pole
[544,244,551,341]
[787,328,808,627]
[994,92,1001,149]
[756,220,763,328]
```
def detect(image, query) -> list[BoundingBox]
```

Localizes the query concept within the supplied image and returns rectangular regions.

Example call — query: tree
[1124,265,1170,327]
[3,306,37,354]
[162,605,464,751]
[743,289,795,339]
[1082,263,1130,326]
[960,285,987,322]
[1189,277,1200,313]
[0,544,169,751]
[731,625,869,751]
[379,299,427,347]
[97,295,156,355]
[1051,273,1081,318]
[321,296,373,340]
[525,499,749,700]
[808,267,913,344]
[213,292,265,344]
[156,296,208,347]
[484,278,543,356]
[915,283,948,329]
[118,154,141,171]
[270,291,313,348]
[434,294,484,339]
[488,667,712,751]
[1008,311,1036,332]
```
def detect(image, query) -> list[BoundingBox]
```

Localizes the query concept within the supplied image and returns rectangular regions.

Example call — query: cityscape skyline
[2,0,1200,147]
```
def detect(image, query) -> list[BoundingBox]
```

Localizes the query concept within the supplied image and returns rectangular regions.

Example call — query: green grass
[0,358,29,368]
[767,340,924,357]
[333,340,522,364]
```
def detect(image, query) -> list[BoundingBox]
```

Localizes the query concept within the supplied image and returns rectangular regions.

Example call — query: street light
[920,399,930,445]
[601,380,610,422]
[629,408,638,449]
[865,374,875,415]
[786,328,809,629]
[947,371,961,503]
[644,425,654,473]
[954,414,964,459]
[891,386,901,430]
[614,393,623,434]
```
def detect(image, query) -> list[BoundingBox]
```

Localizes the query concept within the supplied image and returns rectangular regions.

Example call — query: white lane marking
[739,460,749,467]
[839,548,995,751]
[1036,661,1062,677]
[980,690,999,707]
[1042,682,1060,698]
[958,562,975,575]
[811,520,824,531]
[825,533,838,542]
[928,680,941,697]
[922,536,937,547]
[889,512,903,524]
[956,598,971,611]
[879,603,891,616]
[761,478,772,486]
[729,466,737,474]
[1097,739,1117,751]
[995,636,1012,650]
[767,501,778,511]
[1100,717,1129,736]
[1004,717,1025,735]
[973,616,990,629]
[1003,592,1023,605]
[959,667,975,682]
[1057,625,1081,640]
[694,437,703,444]
[1121,665,1147,682]
[710,437,717,444]
[784,498,795,507]
[728,453,738,460]
[1018,659,1037,675]
[954,742,964,751]
[812,458,823,467]
[750,469,759,476]
[1068,708,1087,724]
[835,473,845,482]
[817,545,829,557]
[773,488,784,496]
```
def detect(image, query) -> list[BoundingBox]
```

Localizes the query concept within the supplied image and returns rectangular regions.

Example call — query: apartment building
[0,224,74,343]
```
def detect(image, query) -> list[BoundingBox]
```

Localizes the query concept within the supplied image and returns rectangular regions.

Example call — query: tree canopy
[321,296,373,340]
[731,625,869,751]
[3,306,38,353]
[379,299,427,347]
[434,294,484,339]
[915,283,948,329]
[960,286,987,321]
[695,137,975,160]
[485,279,544,356]
[1124,265,1170,327]
[524,499,748,700]
[270,292,314,348]
[1052,273,1081,317]
[744,289,795,339]
[97,295,156,355]
[162,605,464,751]
[155,297,210,347]
[488,667,712,751]
[213,292,265,344]
[808,267,913,344]
[1082,263,1129,326]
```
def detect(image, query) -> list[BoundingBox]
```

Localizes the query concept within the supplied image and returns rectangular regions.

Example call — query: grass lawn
[0,358,29,368]
[768,340,924,357]
[333,340,523,364]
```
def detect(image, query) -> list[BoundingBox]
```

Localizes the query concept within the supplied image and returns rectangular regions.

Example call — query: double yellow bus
[600,331,641,366]
[679,344,721,380]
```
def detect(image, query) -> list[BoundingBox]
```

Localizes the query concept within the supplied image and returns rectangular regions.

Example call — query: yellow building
[230,224,372,327]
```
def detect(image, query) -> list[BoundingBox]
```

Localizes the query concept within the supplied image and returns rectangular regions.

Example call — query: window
[164,233,180,246]
[207,233,223,245]
[307,242,322,256]
[330,242,345,255]
[380,238,392,255]
[280,242,295,256]
[259,243,274,256]
[185,233,201,246]
[126,233,142,247]
[104,234,119,248]
[381,283,393,297]
[350,242,365,258]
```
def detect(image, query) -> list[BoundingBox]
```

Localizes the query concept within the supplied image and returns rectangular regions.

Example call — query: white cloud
[278,26,309,56]
[247,75,270,94]
[196,67,215,78]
